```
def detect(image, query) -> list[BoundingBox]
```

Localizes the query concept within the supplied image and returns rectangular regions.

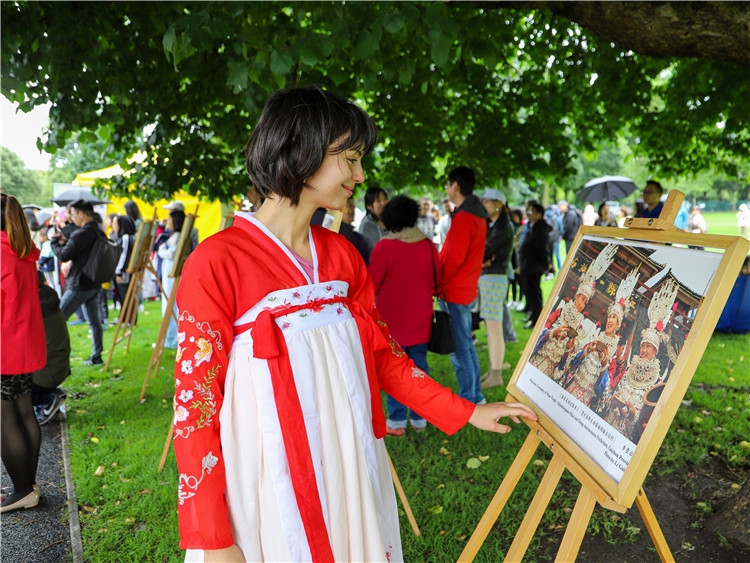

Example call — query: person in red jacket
[369,195,440,436]
[1,193,47,513]
[438,166,488,404]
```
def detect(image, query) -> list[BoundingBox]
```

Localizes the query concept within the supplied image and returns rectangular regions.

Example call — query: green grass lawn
[63,261,749,561]
[702,211,746,237]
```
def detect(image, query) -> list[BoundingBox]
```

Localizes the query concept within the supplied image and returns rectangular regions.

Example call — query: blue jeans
[60,288,103,361]
[386,343,428,429]
[503,301,517,342]
[442,300,484,404]
[553,240,562,271]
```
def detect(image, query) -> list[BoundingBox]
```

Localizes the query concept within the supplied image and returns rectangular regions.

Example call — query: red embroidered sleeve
[349,246,475,435]
[173,251,236,550]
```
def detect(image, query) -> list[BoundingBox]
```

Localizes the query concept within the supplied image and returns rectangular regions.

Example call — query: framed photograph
[508,228,748,507]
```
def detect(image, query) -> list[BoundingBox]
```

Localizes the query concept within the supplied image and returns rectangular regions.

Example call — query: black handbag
[428,309,454,354]
[428,254,454,354]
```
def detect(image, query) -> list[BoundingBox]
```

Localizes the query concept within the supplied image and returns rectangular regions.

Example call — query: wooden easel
[140,212,197,402]
[460,192,692,562]
[105,219,160,369]
[458,415,670,562]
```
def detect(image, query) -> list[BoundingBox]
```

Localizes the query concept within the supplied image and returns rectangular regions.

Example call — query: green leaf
[270,50,294,76]
[398,61,415,86]
[382,12,406,34]
[227,60,249,93]
[353,25,382,60]
[430,28,451,67]
[428,505,444,515]
[466,457,482,469]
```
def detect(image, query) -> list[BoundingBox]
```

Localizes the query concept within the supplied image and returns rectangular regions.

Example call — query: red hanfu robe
[173,212,474,561]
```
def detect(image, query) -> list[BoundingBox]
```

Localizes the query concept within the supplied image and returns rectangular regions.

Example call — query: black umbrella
[576,175,638,202]
[51,186,111,206]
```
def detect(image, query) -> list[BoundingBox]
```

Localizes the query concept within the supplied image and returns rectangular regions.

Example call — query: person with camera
[49,199,105,366]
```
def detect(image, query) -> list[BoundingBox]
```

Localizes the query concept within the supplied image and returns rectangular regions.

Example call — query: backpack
[82,230,123,284]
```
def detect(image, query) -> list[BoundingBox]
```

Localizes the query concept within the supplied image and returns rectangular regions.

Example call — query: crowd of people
[0,188,200,513]
[5,84,748,557]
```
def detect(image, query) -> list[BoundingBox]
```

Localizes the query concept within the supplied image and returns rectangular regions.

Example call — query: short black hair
[380,195,419,233]
[115,215,137,236]
[448,166,476,196]
[245,85,377,206]
[646,180,664,194]
[170,210,186,233]
[527,200,545,216]
[364,185,388,217]
[124,200,142,221]
[70,199,94,217]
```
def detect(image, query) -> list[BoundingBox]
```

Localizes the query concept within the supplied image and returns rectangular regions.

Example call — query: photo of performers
[525,238,715,445]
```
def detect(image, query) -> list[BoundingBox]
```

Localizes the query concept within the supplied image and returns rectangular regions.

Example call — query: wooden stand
[105,220,160,369]
[460,191,710,562]
[457,415,672,562]
[140,213,196,402]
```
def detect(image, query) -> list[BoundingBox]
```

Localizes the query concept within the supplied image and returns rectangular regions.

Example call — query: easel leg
[555,485,597,562]
[459,431,541,562]
[158,417,175,472]
[141,274,180,402]
[387,452,420,536]
[505,455,566,563]
[635,488,674,562]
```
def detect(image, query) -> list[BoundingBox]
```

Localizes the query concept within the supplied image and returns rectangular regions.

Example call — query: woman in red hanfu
[173,86,537,563]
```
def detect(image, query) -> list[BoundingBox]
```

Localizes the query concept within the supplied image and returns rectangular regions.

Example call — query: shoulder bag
[82,229,123,284]
[428,249,454,354]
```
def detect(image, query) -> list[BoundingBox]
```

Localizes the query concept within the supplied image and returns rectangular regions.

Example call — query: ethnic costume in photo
[565,267,640,407]
[605,279,679,442]
[174,213,475,562]
[529,243,618,380]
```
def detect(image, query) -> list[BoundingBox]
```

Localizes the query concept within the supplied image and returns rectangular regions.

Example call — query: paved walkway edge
[60,412,85,563]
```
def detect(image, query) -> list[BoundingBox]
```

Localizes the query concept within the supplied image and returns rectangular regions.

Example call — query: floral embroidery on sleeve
[178,451,219,505]
[194,337,213,366]
[174,310,223,439]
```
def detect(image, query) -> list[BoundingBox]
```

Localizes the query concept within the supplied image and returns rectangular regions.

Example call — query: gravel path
[1,407,82,563]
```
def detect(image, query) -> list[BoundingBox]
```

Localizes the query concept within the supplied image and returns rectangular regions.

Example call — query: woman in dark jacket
[112,215,137,323]
[519,200,552,329]
[478,189,514,389]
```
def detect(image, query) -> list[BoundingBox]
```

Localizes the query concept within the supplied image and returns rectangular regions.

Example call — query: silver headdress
[608,266,641,324]
[577,243,618,300]
[641,278,679,351]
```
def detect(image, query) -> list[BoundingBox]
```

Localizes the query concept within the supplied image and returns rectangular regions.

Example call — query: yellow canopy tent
[73,163,231,242]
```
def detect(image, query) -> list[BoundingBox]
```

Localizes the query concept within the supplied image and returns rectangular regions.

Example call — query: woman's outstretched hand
[468,402,538,433]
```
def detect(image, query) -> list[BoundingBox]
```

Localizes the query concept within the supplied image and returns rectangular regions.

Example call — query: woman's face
[482,199,501,217]
[166,217,174,231]
[367,192,388,219]
[605,312,620,335]
[304,146,365,211]
[639,341,658,360]
[573,292,588,313]
[112,217,120,233]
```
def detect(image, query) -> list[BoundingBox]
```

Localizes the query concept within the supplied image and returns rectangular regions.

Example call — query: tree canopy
[2,1,748,202]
